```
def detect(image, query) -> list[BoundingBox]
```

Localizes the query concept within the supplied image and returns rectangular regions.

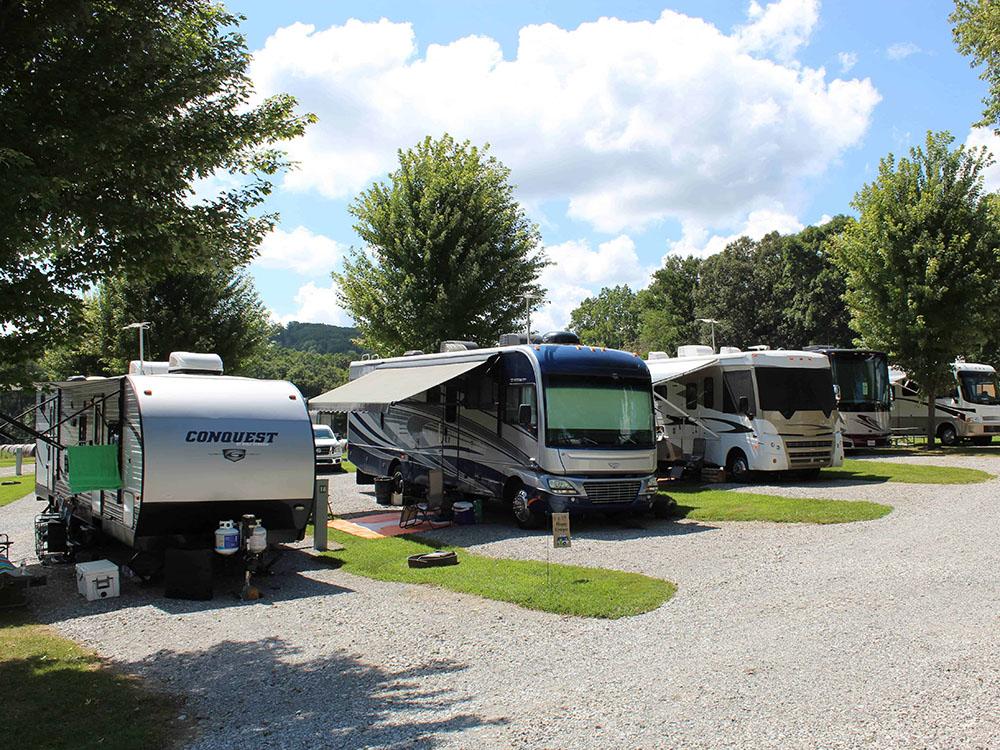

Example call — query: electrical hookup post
[546,512,572,596]
[313,478,329,551]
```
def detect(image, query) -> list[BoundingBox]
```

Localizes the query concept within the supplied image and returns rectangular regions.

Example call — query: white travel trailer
[27,353,316,556]
[648,346,844,479]
[806,347,891,449]
[889,361,1000,445]
[310,336,663,528]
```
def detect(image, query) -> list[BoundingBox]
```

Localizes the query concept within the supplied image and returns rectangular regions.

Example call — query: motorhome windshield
[959,370,1000,405]
[544,375,654,449]
[830,353,890,411]
[756,367,835,417]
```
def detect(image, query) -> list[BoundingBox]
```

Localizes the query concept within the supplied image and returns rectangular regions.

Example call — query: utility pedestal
[313,478,329,551]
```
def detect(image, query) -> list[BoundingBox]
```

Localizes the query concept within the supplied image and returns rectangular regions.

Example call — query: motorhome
[647,346,844,479]
[310,334,663,528]
[806,347,891,449]
[889,361,1000,445]
[21,353,316,562]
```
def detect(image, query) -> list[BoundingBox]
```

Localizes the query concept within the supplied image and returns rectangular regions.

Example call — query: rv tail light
[143,389,152,396]
[289,394,297,400]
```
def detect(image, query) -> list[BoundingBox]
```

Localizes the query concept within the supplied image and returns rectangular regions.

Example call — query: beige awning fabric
[646,357,719,385]
[309,357,491,412]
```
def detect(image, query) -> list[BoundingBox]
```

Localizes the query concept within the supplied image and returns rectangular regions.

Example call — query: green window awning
[67,445,122,493]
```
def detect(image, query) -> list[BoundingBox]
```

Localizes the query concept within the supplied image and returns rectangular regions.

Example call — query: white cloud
[837,51,858,73]
[255,226,344,275]
[533,235,653,332]
[886,42,920,61]
[665,206,805,258]
[816,213,833,225]
[250,5,879,234]
[965,127,1000,193]
[271,281,353,326]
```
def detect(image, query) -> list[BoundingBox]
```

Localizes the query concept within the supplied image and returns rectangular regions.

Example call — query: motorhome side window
[722,371,755,414]
[703,377,715,410]
[502,352,537,434]
[685,382,698,410]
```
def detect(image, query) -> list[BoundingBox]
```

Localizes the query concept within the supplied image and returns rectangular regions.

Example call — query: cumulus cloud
[837,51,858,73]
[666,206,805,258]
[271,280,353,326]
[886,42,921,60]
[255,226,344,275]
[250,2,879,234]
[966,127,1000,193]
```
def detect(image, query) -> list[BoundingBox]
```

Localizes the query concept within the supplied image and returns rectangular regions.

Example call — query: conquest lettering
[185,431,197,442]
[184,429,279,444]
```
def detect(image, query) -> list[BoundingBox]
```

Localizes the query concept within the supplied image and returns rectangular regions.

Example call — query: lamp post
[522,293,542,341]
[122,322,150,372]
[697,318,718,353]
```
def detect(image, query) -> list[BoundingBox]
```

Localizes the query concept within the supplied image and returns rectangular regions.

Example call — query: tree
[833,131,1000,445]
[0,0,314,384]
[634,255,702,354]
[569,286,640,350]
[951,0,1000,130]
[43,269,272,377]
[240,346,351,399]
[336,135,547,355]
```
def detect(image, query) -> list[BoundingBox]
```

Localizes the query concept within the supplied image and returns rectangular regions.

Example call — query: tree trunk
[925,392,936,449]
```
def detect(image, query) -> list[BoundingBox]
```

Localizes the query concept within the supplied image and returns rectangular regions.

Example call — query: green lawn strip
[320,529,675,619]
[341,459,356,472]
[0,616,184,750]
[824,458,991,484]
[0,475,32,507]
[664,487,891,524]
[0,455,34,468]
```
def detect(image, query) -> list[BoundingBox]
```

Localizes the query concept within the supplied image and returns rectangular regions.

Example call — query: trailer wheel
[938,424,958,447]
[725,449,750,482]
[511,487,542,530]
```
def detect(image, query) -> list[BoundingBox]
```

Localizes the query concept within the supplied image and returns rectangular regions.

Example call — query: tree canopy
[568,286,641,350]
[0,0,313,385]
[952,0,1000,130]
[336,134,547,355]
[833,131,1000,442]
[273,322,362,354]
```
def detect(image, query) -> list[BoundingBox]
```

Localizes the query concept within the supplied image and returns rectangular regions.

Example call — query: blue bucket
[452,501,475,525]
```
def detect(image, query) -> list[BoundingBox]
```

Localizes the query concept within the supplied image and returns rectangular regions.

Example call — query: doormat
[328,511,440,539]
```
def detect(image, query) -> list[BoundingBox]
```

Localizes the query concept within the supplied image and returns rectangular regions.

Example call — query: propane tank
[214,520,240,556]
[247,524,267,554]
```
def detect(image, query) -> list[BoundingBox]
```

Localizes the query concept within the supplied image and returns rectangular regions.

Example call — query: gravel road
[2,454,998,749]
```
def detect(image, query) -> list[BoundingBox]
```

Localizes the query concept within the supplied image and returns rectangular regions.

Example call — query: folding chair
[415,469,451,528]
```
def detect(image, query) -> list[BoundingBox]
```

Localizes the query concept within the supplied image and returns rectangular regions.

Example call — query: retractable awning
[310,356,492,411]
[647,357,719,385]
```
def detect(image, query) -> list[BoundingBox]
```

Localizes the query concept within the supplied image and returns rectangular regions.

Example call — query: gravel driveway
[2,454,998,749]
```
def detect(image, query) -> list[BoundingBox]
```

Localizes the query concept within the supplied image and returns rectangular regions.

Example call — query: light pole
[122,322,150,371]
[697,318,718,353]
[522,293,542,341]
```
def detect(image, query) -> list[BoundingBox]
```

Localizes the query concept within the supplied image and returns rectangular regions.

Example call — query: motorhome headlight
[546,478,578,495]
[645,476,659,493]
[969,415,983,424]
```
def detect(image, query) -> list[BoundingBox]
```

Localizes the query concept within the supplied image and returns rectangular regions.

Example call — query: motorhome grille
[583,481,642,503]
[789,452,830,463]
[986,426,1000,434]
[786,440,832,449]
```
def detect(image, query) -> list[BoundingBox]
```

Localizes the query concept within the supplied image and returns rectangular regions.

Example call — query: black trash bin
[374,476,394,505]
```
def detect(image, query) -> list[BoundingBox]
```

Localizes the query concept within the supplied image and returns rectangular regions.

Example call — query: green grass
[0,475,31,507]
[341,459,356,472]
[0,455,33,468]
[665,487,892,524]
[823,458,991,485]
[320,530,675,618]
[0,617,183,750]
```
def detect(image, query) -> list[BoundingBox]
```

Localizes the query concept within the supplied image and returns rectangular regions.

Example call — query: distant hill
[273,322,363,354]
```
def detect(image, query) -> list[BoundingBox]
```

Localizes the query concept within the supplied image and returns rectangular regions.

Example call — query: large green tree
[634,255,703,354]
[834,131,1000,445]
[336,135,547,355]
[569,285,640,350]
[0,0,313,384]
[952,0,1000,130]
[44,269,272,377]
[241,346,351,399]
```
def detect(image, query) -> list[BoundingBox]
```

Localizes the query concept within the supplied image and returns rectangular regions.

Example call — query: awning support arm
[0,410,64,449]
[653,392,721,439]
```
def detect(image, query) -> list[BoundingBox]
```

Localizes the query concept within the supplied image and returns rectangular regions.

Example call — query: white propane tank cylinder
[215,520,240,556]
[248,524,267,554]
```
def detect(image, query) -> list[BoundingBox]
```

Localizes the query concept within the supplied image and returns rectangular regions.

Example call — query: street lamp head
[122,321,150,331]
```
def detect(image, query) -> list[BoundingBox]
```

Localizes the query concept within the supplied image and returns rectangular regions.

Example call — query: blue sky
[223,0,996,333]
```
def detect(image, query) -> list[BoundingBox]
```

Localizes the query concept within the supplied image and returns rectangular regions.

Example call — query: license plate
[867,440,875,447]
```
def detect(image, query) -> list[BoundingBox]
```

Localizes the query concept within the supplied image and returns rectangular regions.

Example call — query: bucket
[374,476,394,505]
[453,501,475,525]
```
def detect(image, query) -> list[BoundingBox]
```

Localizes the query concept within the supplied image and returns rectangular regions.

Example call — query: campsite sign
[552,512,571,548]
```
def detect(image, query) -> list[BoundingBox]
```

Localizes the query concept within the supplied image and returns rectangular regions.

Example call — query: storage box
[75,560,120,601]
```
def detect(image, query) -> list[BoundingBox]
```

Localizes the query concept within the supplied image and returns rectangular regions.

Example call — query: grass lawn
[0,617,183,750]
[665,487,892,524]
[0,455,33,468]
[320,529,675,619]
[341,459,356,472]
[0,475,32,507]
[823,458,991,485]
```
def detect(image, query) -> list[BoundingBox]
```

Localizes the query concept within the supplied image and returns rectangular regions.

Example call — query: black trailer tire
[726,449,751,482]
[938,424,958,447]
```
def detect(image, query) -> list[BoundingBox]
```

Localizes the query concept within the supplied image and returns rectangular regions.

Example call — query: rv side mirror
[518,403,533,427]
[738,395,753,417]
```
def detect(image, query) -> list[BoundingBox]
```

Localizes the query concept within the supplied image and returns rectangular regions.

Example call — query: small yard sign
[551,512,571,548]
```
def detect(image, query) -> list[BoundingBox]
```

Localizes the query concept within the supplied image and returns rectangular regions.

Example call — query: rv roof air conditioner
[403,350,425,357]
[167,351,224,375]
[498,333,543,347]
[439,340,479,352]
[540,331,580,345]
[747,345,771,351]
[647,351,668,360]
[719,346,742,355]
[677,345,714,358]
[129,360,170,375]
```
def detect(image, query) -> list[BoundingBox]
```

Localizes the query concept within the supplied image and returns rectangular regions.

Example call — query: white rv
[647,346,844,479]
[311,336,663,528]
[30,353,316,557]
[889,361,1000,445]
[806,347,891,449]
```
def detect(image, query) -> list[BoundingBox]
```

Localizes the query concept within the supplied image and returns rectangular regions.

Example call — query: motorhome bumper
[537,474,657,514]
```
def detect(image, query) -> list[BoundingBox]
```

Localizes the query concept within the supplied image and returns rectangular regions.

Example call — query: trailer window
[722,371,755,414]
